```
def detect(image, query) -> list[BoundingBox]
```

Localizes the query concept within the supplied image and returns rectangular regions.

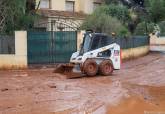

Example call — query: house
[34,0,104,31]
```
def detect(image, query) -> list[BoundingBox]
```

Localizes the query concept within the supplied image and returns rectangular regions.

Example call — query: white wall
[51,0,65,11]
[150,34,165,51]
[150,35,165,45]
[122,46,149,60]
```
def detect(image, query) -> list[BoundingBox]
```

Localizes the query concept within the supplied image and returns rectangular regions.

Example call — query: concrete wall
[51,0,65,11]
[150,34,165,51]
[150,35,165,45]
[0,31,27,69]
[83,0,94,14]
[122,46,149,60]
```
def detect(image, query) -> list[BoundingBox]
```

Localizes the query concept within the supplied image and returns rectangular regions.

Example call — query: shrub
[1,0,37,34]
[105,4,131,24]
[146,0,165,23]
[81,14,130,37]
[158,21,165,35]
[134,22,155,35]
[94,5,131,25]
[81,7,130,37]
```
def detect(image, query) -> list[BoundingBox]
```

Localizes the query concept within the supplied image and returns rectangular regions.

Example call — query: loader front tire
[99,60,113,76]
[83,59,98,76]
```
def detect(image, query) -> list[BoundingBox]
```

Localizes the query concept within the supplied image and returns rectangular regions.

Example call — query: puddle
[107,85,165,114]
[107,96,165,114]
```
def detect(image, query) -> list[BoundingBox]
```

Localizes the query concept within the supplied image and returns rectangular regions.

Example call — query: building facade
[36,0,103,14]
[35,0,104,31]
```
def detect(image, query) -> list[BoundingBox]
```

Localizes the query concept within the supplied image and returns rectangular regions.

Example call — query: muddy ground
[0,52,165,114]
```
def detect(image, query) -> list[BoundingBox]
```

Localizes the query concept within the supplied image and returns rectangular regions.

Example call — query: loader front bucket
[54,64,74,74]
[54,64,83,79]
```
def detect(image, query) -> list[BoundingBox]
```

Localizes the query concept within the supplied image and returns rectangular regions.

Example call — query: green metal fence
[27,31,77,64]
[0,35,15,54]
[28,33,148,64]
[53,31,77,63]
[114,36,149,49]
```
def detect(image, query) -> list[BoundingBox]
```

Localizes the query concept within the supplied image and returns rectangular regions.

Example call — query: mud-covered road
[0,52,165,114]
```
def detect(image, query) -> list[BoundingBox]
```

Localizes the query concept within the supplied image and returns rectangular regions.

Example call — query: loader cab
[79,33,114,55]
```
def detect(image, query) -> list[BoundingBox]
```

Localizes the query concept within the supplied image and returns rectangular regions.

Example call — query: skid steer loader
[54,32,121,78]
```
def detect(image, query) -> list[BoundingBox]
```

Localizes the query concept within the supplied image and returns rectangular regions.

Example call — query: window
[65,1,75,12]
[90,35,101,50]
[40,0,50,9]
[93,2,101,10]
[100,36,113,47]
[80,34,92,55]
[90,35,113,51]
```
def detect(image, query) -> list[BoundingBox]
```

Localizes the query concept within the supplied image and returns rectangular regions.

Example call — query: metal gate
[27,21,78,64]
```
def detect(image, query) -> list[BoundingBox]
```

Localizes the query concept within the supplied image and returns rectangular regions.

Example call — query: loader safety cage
[79,33,149,55]
[79,33,114,55]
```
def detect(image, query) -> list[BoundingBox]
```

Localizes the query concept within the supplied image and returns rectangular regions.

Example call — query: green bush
[93,5,131,25]
[81,7,130,37]
[105,4,131,24]
[158,21,165,35]
[1,0,37,34]
[146,0,165,23]
[134,22,155,35]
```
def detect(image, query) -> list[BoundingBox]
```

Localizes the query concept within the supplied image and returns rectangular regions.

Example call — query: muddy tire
[83,59,98,76]
[99,60,113,76]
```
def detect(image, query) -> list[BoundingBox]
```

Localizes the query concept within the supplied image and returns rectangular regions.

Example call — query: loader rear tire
[99,60,113,76]
[83,59,98,76]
